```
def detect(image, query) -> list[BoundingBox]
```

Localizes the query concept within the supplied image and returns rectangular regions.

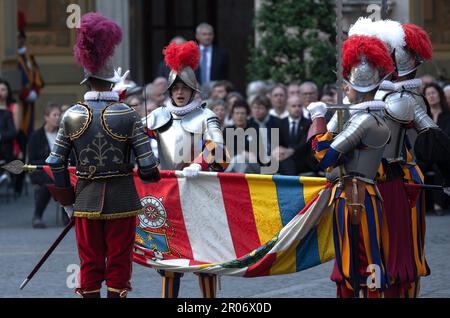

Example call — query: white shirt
[269,109,289,119]
[45,130,58,150]
[199,44,212,84]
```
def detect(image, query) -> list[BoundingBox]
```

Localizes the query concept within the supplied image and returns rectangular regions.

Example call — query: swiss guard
[145,40,229,298]
[350,18,450,298]
[307,34,394,298]
[45,13,160,298]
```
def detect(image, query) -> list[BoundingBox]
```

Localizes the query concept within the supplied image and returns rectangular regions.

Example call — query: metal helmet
[395,24,433,77]
[343,35,394,93]
[167,66,201,94]
[164,41,201,94]
[80,59,122,85]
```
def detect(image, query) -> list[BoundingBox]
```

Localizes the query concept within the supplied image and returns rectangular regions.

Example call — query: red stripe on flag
[134,171,194,261]
[244,253,277,277]
[218,173,261,258]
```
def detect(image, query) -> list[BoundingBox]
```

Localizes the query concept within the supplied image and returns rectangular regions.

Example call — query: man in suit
[276,95,317,176]
[195,23,229,86]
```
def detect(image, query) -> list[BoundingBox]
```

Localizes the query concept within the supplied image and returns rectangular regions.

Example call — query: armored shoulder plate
[63,103,92,141]
[384,91,416,123]
[181,106,224,144]
[147,106,172,130]
[332,112,390,154]
[101,103,138,141]
[412,93,428,112]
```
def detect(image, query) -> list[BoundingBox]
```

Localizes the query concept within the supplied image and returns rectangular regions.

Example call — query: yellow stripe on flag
[300,177,327,204]
[269,240,299,275]
[246,175,283,244]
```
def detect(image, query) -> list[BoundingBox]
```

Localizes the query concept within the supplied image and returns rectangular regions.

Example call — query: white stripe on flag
[178,173,237,263]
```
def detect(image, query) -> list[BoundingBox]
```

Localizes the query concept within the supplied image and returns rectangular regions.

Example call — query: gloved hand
[63,205,74,219]
[307,102,328,121]
[26,90,38,103]
[113,68,131,93]
[182,163,202,178]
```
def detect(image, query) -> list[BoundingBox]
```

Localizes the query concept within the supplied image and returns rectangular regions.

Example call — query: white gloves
[182,164,202,178]
[113,68,131,93]
[307,102,328,121]
[63,205,74,219]
[26,90,38,103]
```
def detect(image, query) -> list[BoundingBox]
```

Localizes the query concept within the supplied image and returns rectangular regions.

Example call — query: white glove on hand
[113,68,131,92]
[26,90,38,103]
[182,164,202,179]
[307,102,327,121]
[63,205,74,219]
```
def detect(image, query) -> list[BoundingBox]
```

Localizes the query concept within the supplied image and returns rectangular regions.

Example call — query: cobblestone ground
[1,182,449,298]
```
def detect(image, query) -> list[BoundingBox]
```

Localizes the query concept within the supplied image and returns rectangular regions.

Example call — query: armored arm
[130,112,160,182]
[199,114,230,171]
[45,117,75,206]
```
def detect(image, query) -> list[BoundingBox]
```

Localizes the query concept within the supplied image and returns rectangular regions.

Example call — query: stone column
[95,0,130,72]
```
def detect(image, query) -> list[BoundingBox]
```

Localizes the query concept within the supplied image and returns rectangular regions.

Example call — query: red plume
[402,24,432,61]
[17,11,26,32]
[164,41,200,72]
[343,35,394,78]
[74,13,122,73]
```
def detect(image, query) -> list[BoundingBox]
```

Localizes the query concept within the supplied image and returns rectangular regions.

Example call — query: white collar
[164,99,202,116]
[380,79,422,92]
[289,116,301,124]
[84,91,119,102]
[199,44,212,51]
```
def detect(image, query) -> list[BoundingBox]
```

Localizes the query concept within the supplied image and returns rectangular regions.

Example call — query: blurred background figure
[210,80,233,100]
[0,79,18,190]
[320,84,338,105]
[299,81,319,120]
[287,82,301,98]
[423,82,450,214]
[208,99,228,129]
[443,84,450,109]
[224,100,260,174]
[275,95,316,176]
[269,84,288,119]
[196,23,229,86]
[27,103,69,228]
[249,94,281,158]
[246,80,268,105]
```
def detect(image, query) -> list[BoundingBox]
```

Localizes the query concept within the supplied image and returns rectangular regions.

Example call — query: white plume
[348,17,377,37]
[371,19,406,50]
[348,18,406,51]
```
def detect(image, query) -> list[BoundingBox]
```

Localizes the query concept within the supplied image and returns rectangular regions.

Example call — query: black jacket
[27,127,53,185]
[0,109,16,162]
[196,45,229,84]
[248,115,282,155]
[278,116,317,176]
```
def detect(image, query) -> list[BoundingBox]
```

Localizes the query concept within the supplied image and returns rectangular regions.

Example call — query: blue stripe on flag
[295,227,320,271]
[273,175,305,227]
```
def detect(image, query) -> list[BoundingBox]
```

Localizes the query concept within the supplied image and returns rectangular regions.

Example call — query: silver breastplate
[157,117,200,170]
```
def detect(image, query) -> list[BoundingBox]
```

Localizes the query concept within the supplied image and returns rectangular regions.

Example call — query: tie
[290,121,297,146]
[200,47,208,85]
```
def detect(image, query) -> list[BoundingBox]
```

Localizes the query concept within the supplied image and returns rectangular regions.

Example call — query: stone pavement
[0,182,449,298]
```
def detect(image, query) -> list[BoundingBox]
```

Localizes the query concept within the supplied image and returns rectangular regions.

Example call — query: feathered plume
[164,41,200,72]
[17,11,26,33]
[349,18,405,50]
[348,17,376,37]
[402,24,433,61]
[343,35,394,78]
[74,13,122,73]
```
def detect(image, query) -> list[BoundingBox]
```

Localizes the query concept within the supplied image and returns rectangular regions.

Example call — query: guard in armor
[350,18,450,297]
[45,13,160,298]
[146,41,229,298]
[307,35,393,298]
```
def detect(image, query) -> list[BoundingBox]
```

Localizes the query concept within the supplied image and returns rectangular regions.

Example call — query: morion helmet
[343,35,394,93]
[74,13,124,85]
[164,41,201,94]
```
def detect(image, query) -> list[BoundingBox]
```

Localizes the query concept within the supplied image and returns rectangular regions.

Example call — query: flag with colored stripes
[133,171,335,277]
